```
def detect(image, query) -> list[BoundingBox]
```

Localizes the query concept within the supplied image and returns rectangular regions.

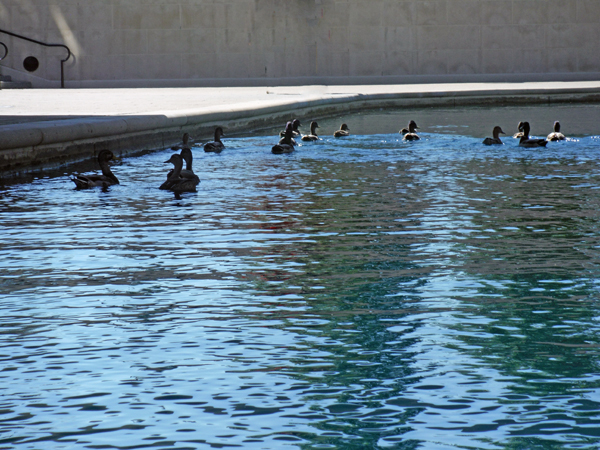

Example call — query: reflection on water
[1,107,600,449]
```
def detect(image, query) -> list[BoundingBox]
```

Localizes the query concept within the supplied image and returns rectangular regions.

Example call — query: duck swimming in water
[519,122,548,148]
[71,150,119,189]
[301,121,320,141]
[167,147,200,183]
[272,122,295,154]
[513,122,525,138]
[483,126,505,145]
[402,120,420,141]
[204,127,225,153]
[547,121,566,141]
[278,120,298,146]
[280,119,301,138]
[160,153,200,192]
[171,132,194,150]
[333,123,350,137]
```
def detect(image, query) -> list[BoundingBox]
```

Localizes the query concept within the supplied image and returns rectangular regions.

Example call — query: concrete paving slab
[1,81,600,175]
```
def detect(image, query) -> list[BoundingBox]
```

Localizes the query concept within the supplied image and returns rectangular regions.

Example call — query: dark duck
[71,150,119,189]
[272,122,295,154]
[160,153,200,192]
[204,126,225,153]
[519,122,548,148]
[333,123,350,137]
[280,119,301,138]
[171,132,194,150]
[166,147,200,184]
[301,121,320,141]
[483,126,505,145]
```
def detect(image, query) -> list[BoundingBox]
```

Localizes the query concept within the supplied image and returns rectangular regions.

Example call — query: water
[1,105,600,449]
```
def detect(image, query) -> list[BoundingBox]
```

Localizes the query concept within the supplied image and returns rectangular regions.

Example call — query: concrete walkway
[2,81,600,174]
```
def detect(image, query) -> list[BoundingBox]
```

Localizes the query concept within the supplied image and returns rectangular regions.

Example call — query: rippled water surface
[2,106,600,449]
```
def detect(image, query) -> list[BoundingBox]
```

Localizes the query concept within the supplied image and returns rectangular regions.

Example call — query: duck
[71,150,119,189]
[280,119,301,138]
[333,123,350,137]
[160,153,200,192]
[402,120,420,141]
[301,121,320,141]
[272,122,295,154]
[519,122,548,148]
[171,132,194,150]
[513,121,525,138]
[482,126,505,145]
[167,147,200,183]
[204,126,225,153]
[278,122,298,146]
[547,121,566,141]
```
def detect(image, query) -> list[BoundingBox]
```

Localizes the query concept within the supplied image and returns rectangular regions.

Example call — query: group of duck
[271,119,350,154]
[482,120,566,147]
[71,118,567,192]
[71,127,225,192]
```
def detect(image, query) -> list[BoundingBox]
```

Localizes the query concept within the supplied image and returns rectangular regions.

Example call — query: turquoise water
[1,107,600,449]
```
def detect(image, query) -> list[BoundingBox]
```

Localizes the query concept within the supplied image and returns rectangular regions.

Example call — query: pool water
[1,106,600,449]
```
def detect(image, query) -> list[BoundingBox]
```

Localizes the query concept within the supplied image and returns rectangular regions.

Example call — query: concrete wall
[1,0,599,88]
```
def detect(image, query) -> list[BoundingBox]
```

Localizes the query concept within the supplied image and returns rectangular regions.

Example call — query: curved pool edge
[2,82,600,176]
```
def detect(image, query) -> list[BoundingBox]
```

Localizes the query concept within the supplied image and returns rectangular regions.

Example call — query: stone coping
[1,82,600,175]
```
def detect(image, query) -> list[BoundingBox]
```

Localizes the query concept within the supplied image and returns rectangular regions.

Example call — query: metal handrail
[0,42,7,61]
[0,28,71,88]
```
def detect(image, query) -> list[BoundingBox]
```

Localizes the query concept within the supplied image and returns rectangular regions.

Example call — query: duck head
[340,123,349,131]
[309,121,319,134]
[291,119,301,131]
[492,126,505,138]
[98,149,115,163]
[214,126,225,141]
[165,153,184,166]
[408,120,419,133]
[553,121,561,132]
[521,121,531,137]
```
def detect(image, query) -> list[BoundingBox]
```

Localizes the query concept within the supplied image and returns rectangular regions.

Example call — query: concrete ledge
[2,82,600,176]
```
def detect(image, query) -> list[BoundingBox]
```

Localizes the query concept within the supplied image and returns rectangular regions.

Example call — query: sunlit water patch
[1,118,600,449]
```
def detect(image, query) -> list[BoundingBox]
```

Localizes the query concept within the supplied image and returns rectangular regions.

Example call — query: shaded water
[1,105,600,449]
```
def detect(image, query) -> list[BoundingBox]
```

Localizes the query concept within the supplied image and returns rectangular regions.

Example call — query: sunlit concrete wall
[1,0,599,87]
